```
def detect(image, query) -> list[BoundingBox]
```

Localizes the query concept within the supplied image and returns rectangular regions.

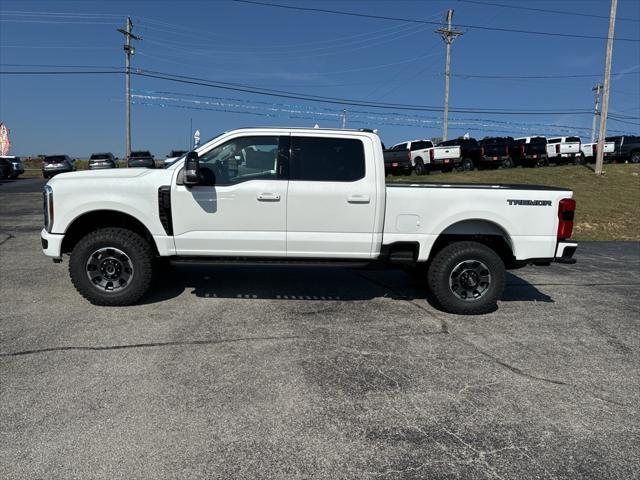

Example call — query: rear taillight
[555,144,560,154]
[520,145,525,154]
[480,146,485,156]
[429,149,434,162]
[557,198,576,240]
[407,151,411,161]
[592,144,597,155]
[505,145,509,155]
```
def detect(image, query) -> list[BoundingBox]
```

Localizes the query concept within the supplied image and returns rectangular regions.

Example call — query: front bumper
[41,228,64,259]
[555,241,578,264]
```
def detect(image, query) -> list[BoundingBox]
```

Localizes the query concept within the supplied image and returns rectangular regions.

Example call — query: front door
[172,134,289,256]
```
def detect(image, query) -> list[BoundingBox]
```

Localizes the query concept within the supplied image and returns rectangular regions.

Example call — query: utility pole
[436,9,463,142]
[341,109,347,129]
[117,17,141,160]
[595,0,617,175]
[591,83,602,143]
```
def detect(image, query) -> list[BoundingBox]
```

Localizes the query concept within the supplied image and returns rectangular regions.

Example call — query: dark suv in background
[42,155,75,179]
[605,135,640,163]
[0,157,12,179]
[127,150,155,168]
[88,152,118,170]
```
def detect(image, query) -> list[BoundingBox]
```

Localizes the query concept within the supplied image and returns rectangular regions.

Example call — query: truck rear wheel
[461,158,474,171]
[69,227,154,306]
[413,158,426,176]
[501,157,513,169]
[427,241,505,315]
[631,152,640,164]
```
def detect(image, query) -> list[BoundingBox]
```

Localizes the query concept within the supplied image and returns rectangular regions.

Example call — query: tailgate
[560,143,581,154]
[527,143,547,155]
[482,144,507,157]
[433,146,461,160]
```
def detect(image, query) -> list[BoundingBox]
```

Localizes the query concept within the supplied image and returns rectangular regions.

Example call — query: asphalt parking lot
[1,177,639,479]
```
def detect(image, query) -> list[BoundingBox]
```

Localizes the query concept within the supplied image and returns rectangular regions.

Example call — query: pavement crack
[0,334,301,358]
[0,233,15,246]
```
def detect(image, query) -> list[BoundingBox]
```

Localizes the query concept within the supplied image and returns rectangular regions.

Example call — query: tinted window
[547,138,560,144]
[530,137,547,144]
[90,154,111,160]
[411,141,425,150]
[291,136,365,182]
[566,137,581,143]
[198,136,283,186]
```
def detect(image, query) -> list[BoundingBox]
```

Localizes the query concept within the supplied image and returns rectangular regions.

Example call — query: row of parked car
[37,149,188,178]
[383,134,640,175]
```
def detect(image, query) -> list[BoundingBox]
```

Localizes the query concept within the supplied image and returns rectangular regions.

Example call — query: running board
[169,257,372,268]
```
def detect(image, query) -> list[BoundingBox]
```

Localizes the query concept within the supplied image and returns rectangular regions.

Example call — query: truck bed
[383,182,572,262]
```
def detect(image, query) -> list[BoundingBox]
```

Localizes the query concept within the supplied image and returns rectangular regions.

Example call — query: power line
[0,70,123,74]
[457,0,640,23]
[230,0,640,42]
[0,63,121,69]
[0,67,594,114]
[453,71,640,79]
[131,69,594,115]
[0,68,608,115]
[0,10,123,17]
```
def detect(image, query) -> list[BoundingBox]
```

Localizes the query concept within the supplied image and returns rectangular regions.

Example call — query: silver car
[42,155,75,179]
[88,152,118,170]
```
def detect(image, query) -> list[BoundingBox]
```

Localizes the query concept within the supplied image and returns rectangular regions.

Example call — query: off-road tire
[501,157,514,169]
[69,227,154,306]
[630,152,640,164]
[461,158,474,171]
[413,158,426,176]
[427,241,505,315]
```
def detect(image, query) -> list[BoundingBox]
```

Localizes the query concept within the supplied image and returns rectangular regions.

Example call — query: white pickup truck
[41,128,577,315]
[385,139,461,175]
[546,136,585,165]
[581,141,615,162]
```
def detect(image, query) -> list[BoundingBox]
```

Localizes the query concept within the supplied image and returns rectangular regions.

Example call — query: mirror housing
[183,151,201,186]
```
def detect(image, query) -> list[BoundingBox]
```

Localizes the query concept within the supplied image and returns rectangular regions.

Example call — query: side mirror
[184,151,201,186]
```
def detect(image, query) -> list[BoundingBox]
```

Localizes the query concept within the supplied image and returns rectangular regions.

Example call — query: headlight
[43,185,54,232]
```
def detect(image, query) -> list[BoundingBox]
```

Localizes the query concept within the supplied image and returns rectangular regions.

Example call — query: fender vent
[158,186,173,235]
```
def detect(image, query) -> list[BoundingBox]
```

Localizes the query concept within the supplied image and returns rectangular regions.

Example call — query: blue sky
[0,0,639,157]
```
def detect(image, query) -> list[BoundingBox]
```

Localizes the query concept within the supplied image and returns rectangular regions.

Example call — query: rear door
[286,134,378,259]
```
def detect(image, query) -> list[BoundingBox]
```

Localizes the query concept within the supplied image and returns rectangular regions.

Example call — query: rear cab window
[290,136,365,182]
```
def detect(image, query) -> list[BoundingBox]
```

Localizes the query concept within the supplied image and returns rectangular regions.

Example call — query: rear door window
[290,137,365,182]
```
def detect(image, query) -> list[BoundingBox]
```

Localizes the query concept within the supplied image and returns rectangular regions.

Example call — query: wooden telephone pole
[595,0,617,175]
[436,9,463,142]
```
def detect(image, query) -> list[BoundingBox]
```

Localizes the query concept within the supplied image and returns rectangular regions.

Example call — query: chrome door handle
[347,194,370,204]
[257,192,281,201]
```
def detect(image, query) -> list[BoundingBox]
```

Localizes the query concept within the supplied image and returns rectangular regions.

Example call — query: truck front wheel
[69,227,154,306]
[427,241,505,315]
[413,158,426,176]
